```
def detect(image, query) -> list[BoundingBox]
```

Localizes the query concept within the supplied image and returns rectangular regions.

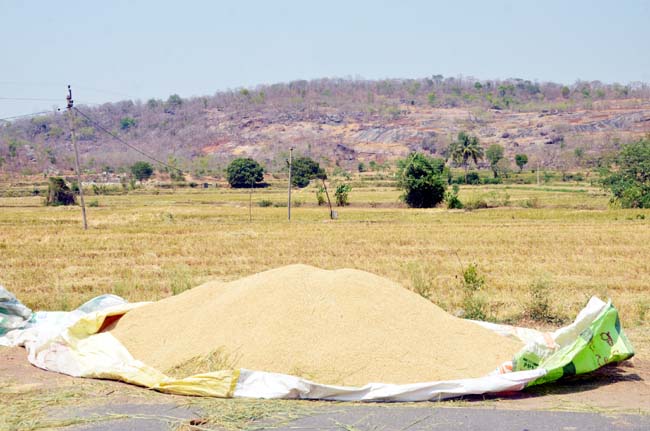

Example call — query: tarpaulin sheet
[0,292,633,401]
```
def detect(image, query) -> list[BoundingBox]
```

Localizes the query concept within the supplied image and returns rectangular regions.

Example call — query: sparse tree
[561,86,571,99]
[449,132,484,183]
[515,154,529,172]
[485,144,505,178]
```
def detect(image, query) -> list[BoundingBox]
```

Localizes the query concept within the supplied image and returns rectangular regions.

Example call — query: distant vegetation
[600,137,650,208]
[0,76,648,178]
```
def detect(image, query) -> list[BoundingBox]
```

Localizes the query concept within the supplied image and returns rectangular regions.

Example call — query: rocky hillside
[1,77,649,176]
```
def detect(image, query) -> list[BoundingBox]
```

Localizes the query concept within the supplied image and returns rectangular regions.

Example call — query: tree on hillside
[485,144,505,178]
[226,158,264,188]
[291,156,324,188]
[397,152,447,208]
[600,137,650,208]
[130,161,154,181]
[515,154,528,172]
[449,132,484,183]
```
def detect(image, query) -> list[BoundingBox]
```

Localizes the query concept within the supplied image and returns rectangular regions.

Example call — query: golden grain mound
[109,264,522,386]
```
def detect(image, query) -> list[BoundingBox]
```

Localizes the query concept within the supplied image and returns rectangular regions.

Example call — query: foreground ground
[1,181,649,428]
[1,347,649,430]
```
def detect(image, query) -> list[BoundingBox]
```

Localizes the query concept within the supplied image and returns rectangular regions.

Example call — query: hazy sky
[2,0,649,118]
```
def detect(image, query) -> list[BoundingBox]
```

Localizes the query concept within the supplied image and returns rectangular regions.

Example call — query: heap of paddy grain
[109,265,522,386]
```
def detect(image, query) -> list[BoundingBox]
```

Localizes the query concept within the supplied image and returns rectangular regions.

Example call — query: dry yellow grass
[0,183,648,338]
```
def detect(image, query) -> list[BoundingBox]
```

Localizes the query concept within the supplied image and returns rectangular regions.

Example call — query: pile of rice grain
[109,264,522,386]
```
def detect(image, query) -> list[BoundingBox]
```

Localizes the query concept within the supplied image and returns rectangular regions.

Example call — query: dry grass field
[1,180,649,353]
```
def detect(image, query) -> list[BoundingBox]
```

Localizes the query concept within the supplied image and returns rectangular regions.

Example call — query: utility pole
[67,85,88,230]
[249,177,253,223]
[287,147,293,221]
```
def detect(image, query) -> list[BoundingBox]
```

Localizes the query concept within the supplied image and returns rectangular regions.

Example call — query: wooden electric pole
[67,85,88,230]
[287,147,293,221]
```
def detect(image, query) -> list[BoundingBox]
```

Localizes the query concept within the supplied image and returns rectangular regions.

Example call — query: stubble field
[1,181,649,354]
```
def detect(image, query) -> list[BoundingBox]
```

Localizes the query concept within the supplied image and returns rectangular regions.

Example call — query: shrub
[397,152,447,208]
[226,158,264,188]
[335,183,351,206]
[408,262,433,300]
[88,199,99,207]
[460,263,488,320]
[45,177,76,206]
[524,278,553,322]
[465,171,481,185]
[445,184,463,209]
[316,186,326,206]
[257,199,273,207]
[463,196,488,211]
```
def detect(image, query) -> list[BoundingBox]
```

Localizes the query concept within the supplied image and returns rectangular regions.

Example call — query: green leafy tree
[226,158,264,188]
[120,117,137,131]
[291,156,324,188]
[397,152,448,208]
[130,161,154,181]
[449,132,484,183]
[167,94,183,108]
[561,86,571,99]
[600,137,650,208]
[334,183,351,206]
[515,154,528,172]
[485,144,504,178]
[427,92,436,106]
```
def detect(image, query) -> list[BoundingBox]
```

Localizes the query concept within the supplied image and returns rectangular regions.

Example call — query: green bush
[226,158,264,188]
[465,171,481,184]
[397,152,447,208]
[600,137,650,208]
[257,199,273,207]
[335,183,351,206]
[460,263,488,320]
[445,184,463,209]
[316,186,326,206]
[291,156,324,188]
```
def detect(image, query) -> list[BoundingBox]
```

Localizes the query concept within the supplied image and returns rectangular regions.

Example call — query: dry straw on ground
[109,264,522,386]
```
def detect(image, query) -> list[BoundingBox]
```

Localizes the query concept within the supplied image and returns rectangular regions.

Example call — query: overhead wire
[0,110,60,122]
[73,107,184,174]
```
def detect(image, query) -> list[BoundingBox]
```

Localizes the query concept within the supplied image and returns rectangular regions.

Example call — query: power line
[0,110,60,122]
[73,107,184,174]
[0,96,62,102]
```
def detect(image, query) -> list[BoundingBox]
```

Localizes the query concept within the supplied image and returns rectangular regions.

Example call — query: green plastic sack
[513,301,635,386]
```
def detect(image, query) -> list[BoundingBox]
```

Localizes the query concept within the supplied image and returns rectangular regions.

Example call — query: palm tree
[450,132,484,183]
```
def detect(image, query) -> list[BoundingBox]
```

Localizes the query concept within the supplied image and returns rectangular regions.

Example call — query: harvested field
[109,264,523,386]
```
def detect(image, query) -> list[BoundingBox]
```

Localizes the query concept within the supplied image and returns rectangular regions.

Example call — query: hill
[1,77,649,177]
